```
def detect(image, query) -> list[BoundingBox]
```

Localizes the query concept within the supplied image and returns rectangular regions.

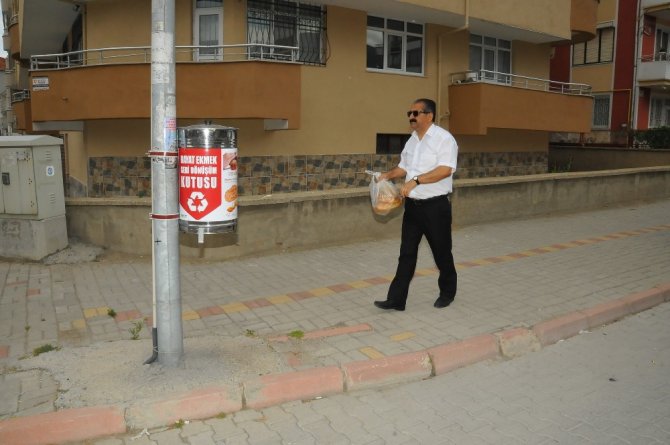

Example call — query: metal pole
[149,0,182,367]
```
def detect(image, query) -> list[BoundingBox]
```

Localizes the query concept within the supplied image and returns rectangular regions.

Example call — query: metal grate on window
[247,0,327,65]
[592,95,611,128]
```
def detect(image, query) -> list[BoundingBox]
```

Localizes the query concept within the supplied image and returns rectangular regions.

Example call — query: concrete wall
[65,167,670,260]
[549,146,670,171]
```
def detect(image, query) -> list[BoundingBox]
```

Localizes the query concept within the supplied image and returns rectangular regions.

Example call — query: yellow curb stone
[360,347,385,359]
[414,269,436,276]
[268,294,293,304]
[72,319,87,330]
[390,332,416,341]
[83,308,98,319]
[182,310,200,321]
[221,302,249,313]
[310,287,335,297]
[349,280,372,289]
[472,259,492,265]
[496,255,517,261]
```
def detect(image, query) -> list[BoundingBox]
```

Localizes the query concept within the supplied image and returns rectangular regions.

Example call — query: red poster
[178,148,222,220]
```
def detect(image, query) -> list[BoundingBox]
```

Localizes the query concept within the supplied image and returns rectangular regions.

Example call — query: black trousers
[387,195,457,305]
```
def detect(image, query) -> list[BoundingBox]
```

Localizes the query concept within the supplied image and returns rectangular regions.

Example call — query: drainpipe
[631,0,643,134]
[437,0,469,126]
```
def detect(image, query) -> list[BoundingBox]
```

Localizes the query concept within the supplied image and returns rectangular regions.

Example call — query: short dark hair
[414,98,436,122]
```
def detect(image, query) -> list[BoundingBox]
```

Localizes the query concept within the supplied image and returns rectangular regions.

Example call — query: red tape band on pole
[150,214,180,219]
[147,151,179,157]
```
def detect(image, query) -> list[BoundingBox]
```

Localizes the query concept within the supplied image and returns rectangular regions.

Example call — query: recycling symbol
[187,191,208,212]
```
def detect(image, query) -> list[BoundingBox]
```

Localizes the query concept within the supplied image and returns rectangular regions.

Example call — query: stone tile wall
[84,152,547,198]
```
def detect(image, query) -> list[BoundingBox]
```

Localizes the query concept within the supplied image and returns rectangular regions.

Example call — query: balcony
[29,45,301,128]
[642,0,670,20]
[448,71,593,135]
[8,20,19,59]
[637,54,670,89]
[570,0,598,44]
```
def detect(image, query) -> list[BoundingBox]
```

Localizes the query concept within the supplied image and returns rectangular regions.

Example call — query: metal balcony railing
[30,44,300,70]
[450,70,592,95]
[10,89,30,103]
[641,52,669,62]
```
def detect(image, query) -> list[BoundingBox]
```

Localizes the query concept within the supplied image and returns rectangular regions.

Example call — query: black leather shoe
[374,300,405,311]
[434,296,454,308]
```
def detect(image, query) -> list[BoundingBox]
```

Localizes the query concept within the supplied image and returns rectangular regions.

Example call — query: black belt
[407,194,450,205]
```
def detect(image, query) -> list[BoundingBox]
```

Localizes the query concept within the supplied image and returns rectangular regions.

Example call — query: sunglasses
[407,110,432,117]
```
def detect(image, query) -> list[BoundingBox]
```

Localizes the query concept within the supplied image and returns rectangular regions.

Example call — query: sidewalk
[1,199,669,444]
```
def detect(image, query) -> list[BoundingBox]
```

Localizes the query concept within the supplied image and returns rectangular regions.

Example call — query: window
[572,27,614,66]
[247,0,326,65]
[376,134,410,154]
[469,34,511,83]
[649,96,670,128]
[656,27,670,60]
[366,16,424,75]
[592,94,611,129]
[194,0,223,61]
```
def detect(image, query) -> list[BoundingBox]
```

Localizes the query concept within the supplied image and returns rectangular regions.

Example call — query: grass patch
[107,308,117,318]
[33,344,60,356]
[288,330,304,339]
[129,320,143,340]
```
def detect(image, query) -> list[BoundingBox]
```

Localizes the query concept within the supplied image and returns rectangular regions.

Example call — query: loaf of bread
[373,195,402,215]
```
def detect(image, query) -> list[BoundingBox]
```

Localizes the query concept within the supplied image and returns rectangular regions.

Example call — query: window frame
[468,33,512,84]
[649,94,670,128]
[572,26,615,66]
[366,15,425,76]
[592,93,612,129]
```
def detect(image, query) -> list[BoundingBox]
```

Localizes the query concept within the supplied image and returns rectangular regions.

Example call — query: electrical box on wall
[0,135,68,260]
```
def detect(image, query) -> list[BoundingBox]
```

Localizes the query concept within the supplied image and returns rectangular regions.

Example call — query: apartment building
[551,0,670,146]
[2,0,596,198]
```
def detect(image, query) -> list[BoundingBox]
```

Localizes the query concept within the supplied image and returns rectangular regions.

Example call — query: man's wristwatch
[412,175,420,185]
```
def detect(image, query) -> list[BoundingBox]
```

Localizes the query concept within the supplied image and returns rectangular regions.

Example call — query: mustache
[409,119,417,123]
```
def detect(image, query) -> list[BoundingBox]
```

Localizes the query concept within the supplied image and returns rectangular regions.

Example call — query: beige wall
[572,63,613,92]
[70,1,561,159]
[86,0,192,58]
[225,6,441,156]
[474,0,571,40]
[401,0,571,40]
[513,41,551,79]
[597,0,617,22]
[86,119,149,156]
[64,131,88,184]
[458,129,549,154]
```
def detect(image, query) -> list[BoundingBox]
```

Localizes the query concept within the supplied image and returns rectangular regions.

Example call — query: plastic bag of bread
[367,171,403,216]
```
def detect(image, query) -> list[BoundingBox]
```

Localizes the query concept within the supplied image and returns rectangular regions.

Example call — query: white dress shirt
[399,124,458,199]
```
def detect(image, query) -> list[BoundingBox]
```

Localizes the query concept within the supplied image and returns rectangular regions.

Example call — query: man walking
[374,98,458,311]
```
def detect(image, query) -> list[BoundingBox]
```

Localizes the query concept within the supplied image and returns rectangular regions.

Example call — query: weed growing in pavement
[245,329,256,337]
[173,419,186,429]
[25,325,30,332]
[288,330,304,339]
[107,308,117,318]
[33,344,60,356]
[216,412,227,419]
[129,321,143,340]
